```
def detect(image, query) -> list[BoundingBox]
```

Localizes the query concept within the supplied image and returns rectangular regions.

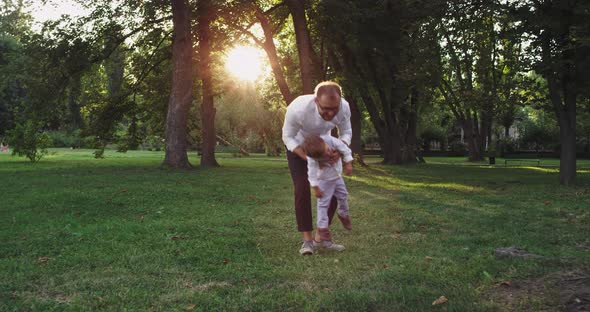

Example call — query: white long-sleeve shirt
[282,95,352,152]
[307,134,353,187]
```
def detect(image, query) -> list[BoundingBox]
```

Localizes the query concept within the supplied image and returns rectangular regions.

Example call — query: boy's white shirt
[307,134,354,187]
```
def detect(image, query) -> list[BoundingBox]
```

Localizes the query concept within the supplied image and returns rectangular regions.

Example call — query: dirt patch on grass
[484,270,590,311]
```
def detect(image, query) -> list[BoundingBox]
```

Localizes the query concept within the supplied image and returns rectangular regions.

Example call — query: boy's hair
[302,136,326,159]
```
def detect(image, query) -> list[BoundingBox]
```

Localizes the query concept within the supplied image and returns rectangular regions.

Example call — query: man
[282,81,352,255]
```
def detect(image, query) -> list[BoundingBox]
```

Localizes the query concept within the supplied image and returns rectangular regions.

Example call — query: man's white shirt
[281,94,352,152]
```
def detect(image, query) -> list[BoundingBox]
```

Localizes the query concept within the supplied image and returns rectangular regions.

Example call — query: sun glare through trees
[224,45,265,82]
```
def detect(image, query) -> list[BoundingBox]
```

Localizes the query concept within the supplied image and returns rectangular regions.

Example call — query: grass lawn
[1,149,589,311]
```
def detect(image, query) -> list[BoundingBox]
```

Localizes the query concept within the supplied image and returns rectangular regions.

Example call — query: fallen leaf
[38,256,49,263]
[185,304,196,311]
[120,189,128,193]
[544,200,551,205]
[425,256,433,261]
[223,258,230,264]
[171,236,190,240]
[241,279,249,285]
[499,281,512,287]
[432,296,448,305]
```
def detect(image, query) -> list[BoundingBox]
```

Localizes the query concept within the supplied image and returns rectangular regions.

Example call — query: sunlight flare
[225,46,264,82]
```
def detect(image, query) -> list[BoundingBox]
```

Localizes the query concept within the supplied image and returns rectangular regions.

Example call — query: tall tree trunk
[349,97,364,164]
[326,47,364,163]
[198,0,218,168]
[463,121,482,161]
[254,7,294,105]
[163,0,193,168]
[547,67,577,185]
[67,73,83,130]
[542,25,577,185]
[404,88,419,164]
[286,0,318,94]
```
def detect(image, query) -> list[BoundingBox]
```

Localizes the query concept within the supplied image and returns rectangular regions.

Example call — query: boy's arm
[327,136,353,176]
[307,158,323,197]
[329,136,353,163]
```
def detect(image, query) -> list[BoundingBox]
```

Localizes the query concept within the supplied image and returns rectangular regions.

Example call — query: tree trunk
[559,113,576,185]
[254,7,294,105]
[198,0,219,168]
[404,88,419,164]
[67,73,83,130]
[162,0,193,169]
[349,97,365,165]
[463,121,482,161]
[286,0,318,94]
[326,47,364,164]
[541,26,577,185]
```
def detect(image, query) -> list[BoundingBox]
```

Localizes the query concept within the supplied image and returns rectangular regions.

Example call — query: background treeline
[0,0,589,184]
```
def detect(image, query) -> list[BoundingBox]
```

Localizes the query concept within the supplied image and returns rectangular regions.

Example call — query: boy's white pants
[316,177,349,229]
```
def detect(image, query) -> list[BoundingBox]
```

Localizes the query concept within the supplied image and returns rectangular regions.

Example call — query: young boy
[302,134,353,252]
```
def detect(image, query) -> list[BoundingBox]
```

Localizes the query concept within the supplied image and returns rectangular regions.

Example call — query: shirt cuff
[284,140,299,152]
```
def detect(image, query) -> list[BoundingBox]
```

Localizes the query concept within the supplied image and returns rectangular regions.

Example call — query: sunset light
[225,46,264,82]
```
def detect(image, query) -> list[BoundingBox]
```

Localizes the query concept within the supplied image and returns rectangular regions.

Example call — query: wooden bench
[504,154,541,166]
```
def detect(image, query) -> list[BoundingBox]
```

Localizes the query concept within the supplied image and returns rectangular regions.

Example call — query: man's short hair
[302,135,326,159]
[314,81,342,99]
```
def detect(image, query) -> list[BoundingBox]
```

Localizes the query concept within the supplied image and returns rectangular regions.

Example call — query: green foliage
[46,129,88,148]
[449,141,467,156]
[144,135,164,151]
[6,121,52,162]
[518,108,559,152]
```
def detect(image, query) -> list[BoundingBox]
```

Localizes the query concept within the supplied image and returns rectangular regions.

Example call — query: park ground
[1,149,589,311]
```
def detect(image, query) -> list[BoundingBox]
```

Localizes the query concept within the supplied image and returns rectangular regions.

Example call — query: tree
[285,0,320,94]
[198,0,219,168]
[513,0,590,185]
[163,0,194,168]
[316,0,444,165]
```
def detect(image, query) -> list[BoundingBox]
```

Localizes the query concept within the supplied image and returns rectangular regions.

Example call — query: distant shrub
[47,130,84,148]
[449,141,467,156]
[144,135,164,151]
[7,121,52,162]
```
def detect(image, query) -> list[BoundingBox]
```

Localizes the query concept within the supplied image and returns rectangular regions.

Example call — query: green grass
[1,149,589,311]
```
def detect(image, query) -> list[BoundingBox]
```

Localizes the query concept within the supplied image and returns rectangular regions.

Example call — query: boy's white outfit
[307,134,353,230]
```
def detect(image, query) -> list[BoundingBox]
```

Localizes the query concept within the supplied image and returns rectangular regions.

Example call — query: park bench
[504,154,541,166]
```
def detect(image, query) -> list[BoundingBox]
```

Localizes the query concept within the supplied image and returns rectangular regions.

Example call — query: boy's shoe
[338,214,352,230]
[299,241,314,256]
[313,240,345,252]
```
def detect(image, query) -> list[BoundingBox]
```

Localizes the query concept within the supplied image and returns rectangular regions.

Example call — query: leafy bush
[449,141,467,155]
[497,137,517,155]
[7,121,52,162]
[47,130,83,148]
[144,135,164,151]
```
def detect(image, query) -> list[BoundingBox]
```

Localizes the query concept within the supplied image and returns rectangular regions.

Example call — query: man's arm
[282,107,301,152]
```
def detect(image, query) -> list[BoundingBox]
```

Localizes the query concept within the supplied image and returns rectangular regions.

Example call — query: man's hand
[312,186,324,198]
[343,161,353,176]
[293,146,307,160]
